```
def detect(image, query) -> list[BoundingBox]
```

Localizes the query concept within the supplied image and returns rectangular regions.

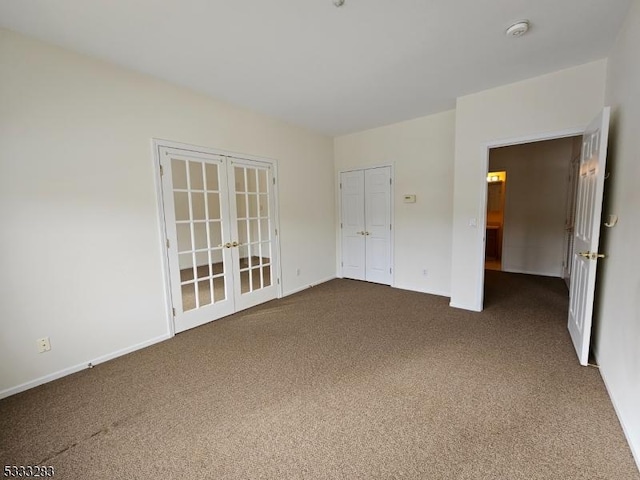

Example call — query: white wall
[450,60,607,310]
[334,110,455,297]
[489,138,573,277]
[596,0,640,467]
[0,29,335,396]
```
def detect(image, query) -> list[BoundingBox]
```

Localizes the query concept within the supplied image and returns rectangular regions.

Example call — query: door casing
[474,127,585,313]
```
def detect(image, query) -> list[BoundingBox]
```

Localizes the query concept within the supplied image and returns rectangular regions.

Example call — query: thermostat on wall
[403,194,416,203]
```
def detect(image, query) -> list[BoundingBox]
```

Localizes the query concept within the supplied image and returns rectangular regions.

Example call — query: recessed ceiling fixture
[505,20,530,37]
[333,0,345,7]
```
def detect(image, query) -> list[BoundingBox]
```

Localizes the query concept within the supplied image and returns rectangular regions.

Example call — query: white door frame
[337,164,395,286]
[151,138,283,336]
[476,127,584,310]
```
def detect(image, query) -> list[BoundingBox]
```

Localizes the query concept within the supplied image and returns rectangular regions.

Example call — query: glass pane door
[160,148,234,332]
[230,161,278,311]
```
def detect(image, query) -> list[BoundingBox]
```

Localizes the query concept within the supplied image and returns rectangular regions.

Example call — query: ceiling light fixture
[333,0,345,7]
[505,20,530,38]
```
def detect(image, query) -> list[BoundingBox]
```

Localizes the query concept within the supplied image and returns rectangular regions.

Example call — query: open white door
[568,107,610,365]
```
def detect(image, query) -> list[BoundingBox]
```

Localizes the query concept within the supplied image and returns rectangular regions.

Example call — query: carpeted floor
[1,271,638,479]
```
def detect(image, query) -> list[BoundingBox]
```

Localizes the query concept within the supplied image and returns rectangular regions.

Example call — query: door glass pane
[236,194,247,218]
[258,169,268,193]
[207,193,221,220]
[248,194,258,218]
[240,270,250,294]
[195,251,210,279]
[209,221,222,248]
[258,194,269,217]
[262,266,272,287]
[212,250,224,274]
[237,220,248,245]
[239,244,249,269]
[260,219,270,242]
[198,279,212,307]
[193,222,208,250]
[247,169,258,193]
[177,224,192,252]
[205,163,219,191]
[235,167,246,192]
[248,219,259,243]
[191,193,206,220]
[213,276,226,303]
[179,253,195,281]
[172,159,187,189]
[174,192,189,221]
[260,243,271,264]
[182,283,196,311]
[189,161,204,190]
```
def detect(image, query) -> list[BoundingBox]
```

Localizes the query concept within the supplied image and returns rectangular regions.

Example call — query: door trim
[337,164,394,286]
[151,138,283,334]
[473,127,585,312]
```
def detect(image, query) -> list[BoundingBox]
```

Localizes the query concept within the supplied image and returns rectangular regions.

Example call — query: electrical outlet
[422,269,428,277]
[296,268,301,276]
[37,337,51,353]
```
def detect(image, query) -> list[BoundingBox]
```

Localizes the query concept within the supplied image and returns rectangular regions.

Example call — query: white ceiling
[0,0,631,136]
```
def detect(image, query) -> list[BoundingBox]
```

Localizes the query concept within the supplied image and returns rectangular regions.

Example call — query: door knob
[231,241,239,247]
[579,251,605,260]
[356,231,364,235]
[365,231,370,236]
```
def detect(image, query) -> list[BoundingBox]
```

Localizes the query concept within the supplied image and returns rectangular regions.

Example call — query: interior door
[568,107,610,365]
[341,170,366,280]
[160,147,234,333]
[230,159,279,312]
[364,167,392,285]
[563,141,581,286]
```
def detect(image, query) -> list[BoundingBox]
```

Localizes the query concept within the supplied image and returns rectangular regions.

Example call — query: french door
[159,145,279,333]
[340,167,392,285]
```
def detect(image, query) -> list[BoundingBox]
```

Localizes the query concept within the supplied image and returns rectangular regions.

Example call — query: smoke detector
[333,0,345,6]
[506,21,530,37]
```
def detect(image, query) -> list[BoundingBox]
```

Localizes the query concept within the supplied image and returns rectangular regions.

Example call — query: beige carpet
[1,272,638,479]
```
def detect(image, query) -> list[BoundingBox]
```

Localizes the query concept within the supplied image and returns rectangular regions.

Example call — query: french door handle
[357,231,365,235]
[365,231,370,236]
[217,243,232,248]
[231,241,239,247]
[578,251,605,260]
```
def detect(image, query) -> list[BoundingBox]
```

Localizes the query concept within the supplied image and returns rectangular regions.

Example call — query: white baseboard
[501,267,562,278]
[597,361,640,472]
[0,333,172,400]
[393,283,451,299]
[283,276,337,297]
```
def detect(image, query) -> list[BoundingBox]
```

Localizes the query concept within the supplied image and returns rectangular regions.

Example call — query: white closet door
[340,170,366,280]
[365,167,392,285]
[160,147,235,333]
[229,159,279,312]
